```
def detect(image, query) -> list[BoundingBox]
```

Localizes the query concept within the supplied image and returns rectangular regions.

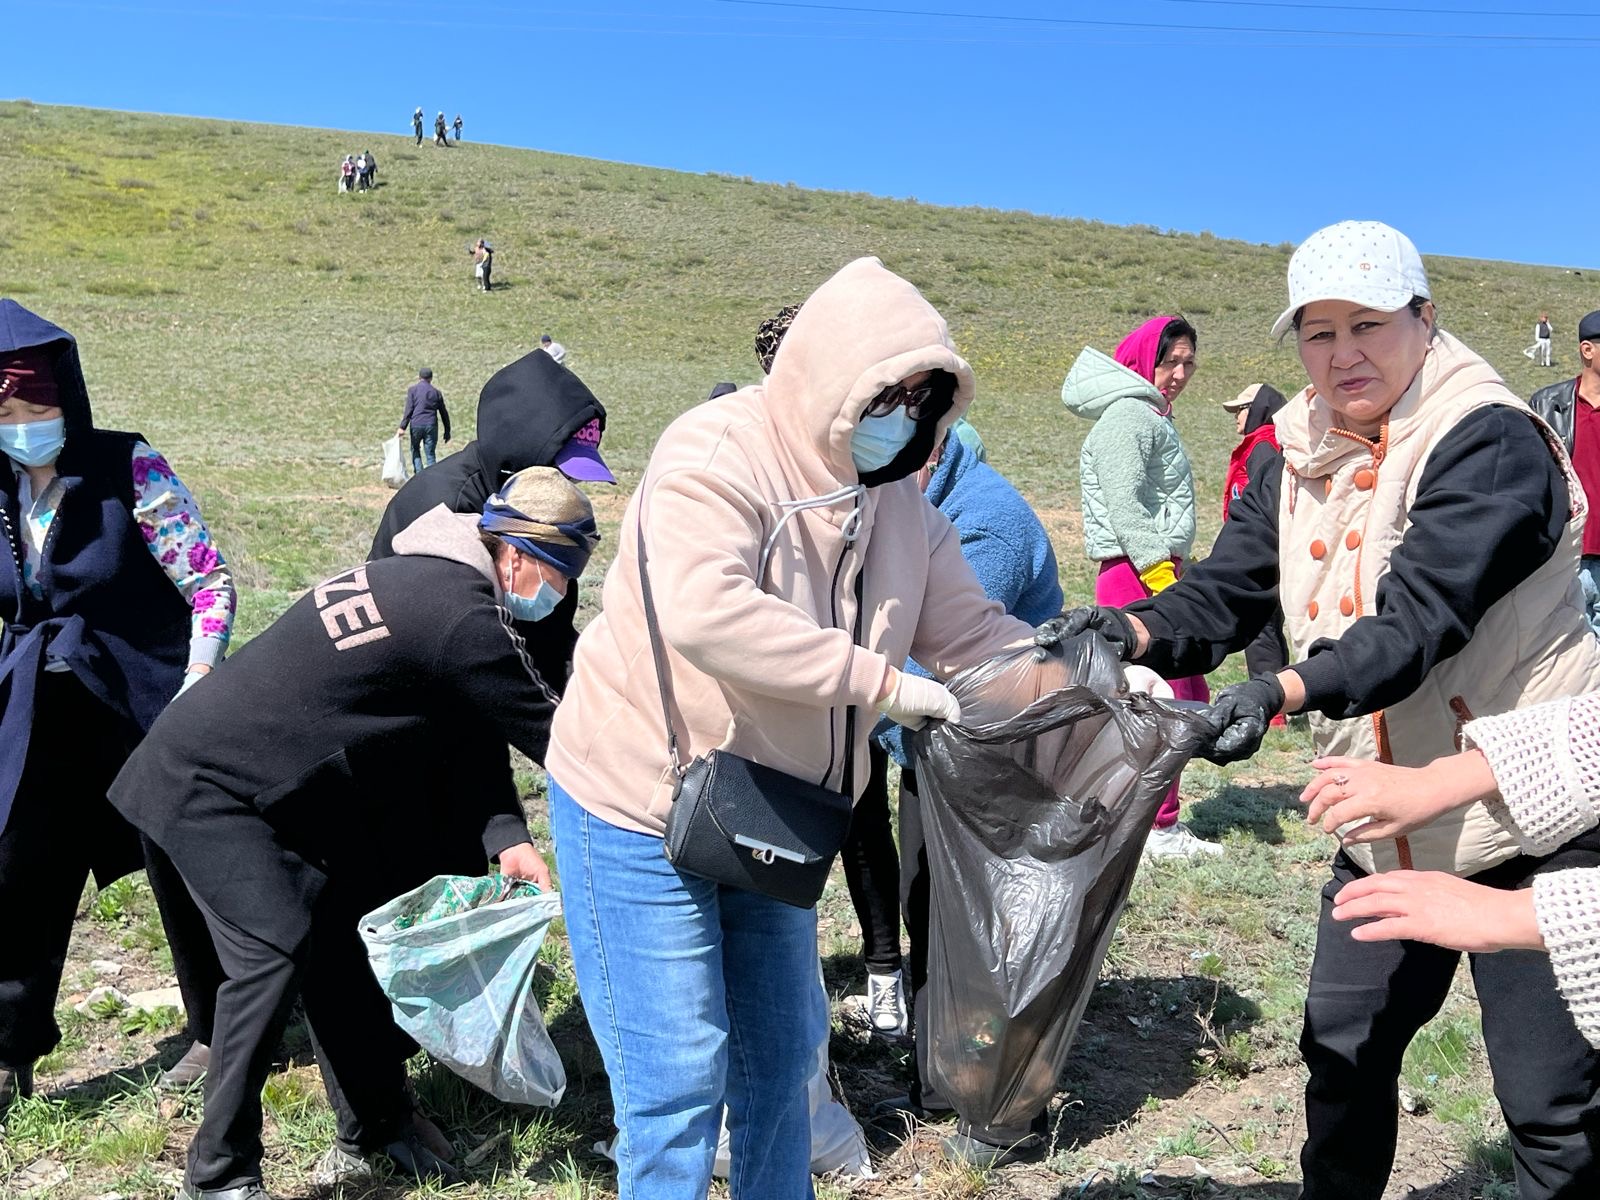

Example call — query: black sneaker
[939,1128,1045,1169]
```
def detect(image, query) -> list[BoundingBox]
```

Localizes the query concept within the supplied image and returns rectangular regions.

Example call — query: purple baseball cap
[554,417,615,484]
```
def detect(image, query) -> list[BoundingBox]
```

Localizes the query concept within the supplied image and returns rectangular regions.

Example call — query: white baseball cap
[1271,220,1431,340]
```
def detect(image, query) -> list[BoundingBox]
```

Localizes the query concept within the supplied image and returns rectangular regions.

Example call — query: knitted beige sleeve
[1463,694,1600,857]
[1533,868,1600,1051]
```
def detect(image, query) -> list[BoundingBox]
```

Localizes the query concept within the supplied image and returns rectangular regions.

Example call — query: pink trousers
[1095,558,1209,830]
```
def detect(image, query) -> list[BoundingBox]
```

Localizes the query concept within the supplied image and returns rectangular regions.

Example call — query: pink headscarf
[1114,315,1179,385]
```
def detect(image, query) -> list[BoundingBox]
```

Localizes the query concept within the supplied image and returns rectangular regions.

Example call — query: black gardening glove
[1199,673,1287,765]
[1033,606,1137,661]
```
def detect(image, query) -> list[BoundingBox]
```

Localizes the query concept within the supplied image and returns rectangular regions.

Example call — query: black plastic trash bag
[907,633,1216,1133]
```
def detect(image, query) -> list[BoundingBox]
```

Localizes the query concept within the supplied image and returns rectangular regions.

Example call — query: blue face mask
[0,417,66,467]
[850,406,919,475]
[504,576,563,623]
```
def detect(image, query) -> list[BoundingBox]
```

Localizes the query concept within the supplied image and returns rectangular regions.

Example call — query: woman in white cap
[1038,220,1600,1199]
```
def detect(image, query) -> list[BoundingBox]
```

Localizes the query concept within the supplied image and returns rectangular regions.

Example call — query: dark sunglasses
[863,381,939,421]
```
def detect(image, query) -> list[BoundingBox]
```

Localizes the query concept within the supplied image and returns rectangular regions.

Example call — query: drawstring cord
[759,483,866,579]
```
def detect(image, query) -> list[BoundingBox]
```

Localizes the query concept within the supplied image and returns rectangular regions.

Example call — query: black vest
[0,429,189,735]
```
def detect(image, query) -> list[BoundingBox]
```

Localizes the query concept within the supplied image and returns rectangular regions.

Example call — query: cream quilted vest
[1276,331,1600,876]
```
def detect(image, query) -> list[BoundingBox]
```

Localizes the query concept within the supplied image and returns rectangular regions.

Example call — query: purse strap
[636,502,862,791]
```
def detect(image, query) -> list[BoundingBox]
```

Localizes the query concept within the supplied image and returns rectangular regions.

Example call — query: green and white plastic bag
[359,874,566,1107]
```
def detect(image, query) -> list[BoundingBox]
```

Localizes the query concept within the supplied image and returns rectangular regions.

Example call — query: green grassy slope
[2,99,1591,639]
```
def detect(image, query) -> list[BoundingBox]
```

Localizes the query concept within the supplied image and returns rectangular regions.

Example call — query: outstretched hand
[1300,753,1493,844]
[1331,870,1543,954]
[1197,673,1284,765]
[1033,606,1137,661]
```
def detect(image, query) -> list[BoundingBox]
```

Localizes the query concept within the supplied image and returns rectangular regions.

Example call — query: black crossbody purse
[637,517,857,910]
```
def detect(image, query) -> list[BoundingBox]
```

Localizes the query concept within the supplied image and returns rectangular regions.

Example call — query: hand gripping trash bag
[359,874,567,1107]
[908,634,1215,1133]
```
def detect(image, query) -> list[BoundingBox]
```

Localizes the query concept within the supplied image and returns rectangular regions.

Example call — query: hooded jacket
[1062,347,1197,570]
[0,302,191,859]
[546,257,1036,837]
[872,431,1064,767]
[369,348,605,691]
[110,505,556,953]
[1223,384,1286,521]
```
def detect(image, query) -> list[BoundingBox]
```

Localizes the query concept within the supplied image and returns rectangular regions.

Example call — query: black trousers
[142,836,222,1046]
[841,744,904,976]
[1301,841,1600,1200]
[0,674,138,1065]
[186,870,414,1190]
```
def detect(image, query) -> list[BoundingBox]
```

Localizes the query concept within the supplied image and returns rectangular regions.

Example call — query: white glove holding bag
[877,670,961,730]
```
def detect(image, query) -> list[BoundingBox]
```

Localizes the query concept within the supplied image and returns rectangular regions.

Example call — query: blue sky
[13,0,1597,266]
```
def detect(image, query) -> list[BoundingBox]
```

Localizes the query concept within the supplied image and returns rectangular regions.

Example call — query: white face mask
[850,406,919,475]
[0,417,66,467]
[502,557,564,622]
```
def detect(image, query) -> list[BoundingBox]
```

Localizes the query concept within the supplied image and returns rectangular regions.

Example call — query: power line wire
[713,0,1600,42]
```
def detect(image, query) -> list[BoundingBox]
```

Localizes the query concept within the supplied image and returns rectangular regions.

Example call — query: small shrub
[117,177,156,190]
[193,207,211,223]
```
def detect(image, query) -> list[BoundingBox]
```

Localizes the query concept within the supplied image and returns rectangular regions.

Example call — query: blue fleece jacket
[874,434,1063,766]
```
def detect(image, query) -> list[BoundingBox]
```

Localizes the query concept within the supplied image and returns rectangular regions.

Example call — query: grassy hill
[1,99,1592,1199]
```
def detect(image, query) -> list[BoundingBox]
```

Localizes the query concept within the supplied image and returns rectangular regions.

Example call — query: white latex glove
[877,670,961,730]
[1123,665,1175,700]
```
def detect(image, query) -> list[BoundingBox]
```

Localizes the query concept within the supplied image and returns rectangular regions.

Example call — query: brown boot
[158,1042,210,1091]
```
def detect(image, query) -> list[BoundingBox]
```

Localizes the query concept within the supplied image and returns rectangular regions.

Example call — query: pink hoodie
[1115,315,1180,409]
[546,258,1036,836]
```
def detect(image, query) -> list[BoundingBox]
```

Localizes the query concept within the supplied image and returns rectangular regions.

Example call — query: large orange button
[1308,601,1320,619]
[1310,540,1327,559]
[1339,596,1355,617]
[1345,530,1362,550]
[1354,468,1376,491]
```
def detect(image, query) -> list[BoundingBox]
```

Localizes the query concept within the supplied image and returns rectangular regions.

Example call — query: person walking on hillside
[1222,383,1290,687]
[472,239,493,292]
[360,150,377,190]
[1039,221,1600,1200]
[1061,313,1218,859]
[111,469,597,1200]
[539,333,565,364]
[338,155,355,194]
[1532,310,1600,633]
[0,301,237,1119]
[397,368,451,475]
[353,153,368,192]
[1527,312,1555,367]
[370,346,612,696]
[434,111,451,147]
[544,256,1064,1199]
[453,114,463,142]
[412,106,424,145]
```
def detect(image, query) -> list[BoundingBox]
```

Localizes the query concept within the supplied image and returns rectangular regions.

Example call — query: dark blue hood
[0,299,93,438]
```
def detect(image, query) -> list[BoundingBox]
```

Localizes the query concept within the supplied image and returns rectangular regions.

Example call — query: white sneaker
[1143,823,1224,860]
[865,970,909,1036]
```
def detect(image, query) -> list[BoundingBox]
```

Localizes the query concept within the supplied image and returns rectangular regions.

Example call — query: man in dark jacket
[370,347,611,693]
[396,367,451,475]
[1531,310,1600,631]
[111,468,598,1200]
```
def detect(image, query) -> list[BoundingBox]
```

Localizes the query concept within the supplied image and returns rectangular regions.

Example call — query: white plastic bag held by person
[381,434,409,489]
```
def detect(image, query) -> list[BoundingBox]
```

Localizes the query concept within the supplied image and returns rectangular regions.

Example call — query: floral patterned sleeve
[130,442,237,669]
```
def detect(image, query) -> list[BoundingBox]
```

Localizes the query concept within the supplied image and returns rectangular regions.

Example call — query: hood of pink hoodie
[759,257,976,501]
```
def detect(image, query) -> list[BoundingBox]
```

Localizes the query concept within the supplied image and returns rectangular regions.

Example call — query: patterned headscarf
[479,466,601,578]
[755,304,801,374]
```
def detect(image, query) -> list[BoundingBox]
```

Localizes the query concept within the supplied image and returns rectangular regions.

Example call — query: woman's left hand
[1332,870,1543,954]
[1301,753,1494,843]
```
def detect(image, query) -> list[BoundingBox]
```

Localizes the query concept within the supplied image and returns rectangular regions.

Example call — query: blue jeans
[549,778,822,1200]
[1582,558,1600,637]
[409,423,437,474]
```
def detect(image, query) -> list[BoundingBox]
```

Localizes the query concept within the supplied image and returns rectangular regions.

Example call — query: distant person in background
[453,114,463,142]
[472,239,493,292]
[434,111,451,147]
[0,301,237,1119]
[371,347,612,695]
[1533,310,1600,634]
[412,106,424,145]
[339,155,355,194]
[1527,312,1555,367]
[1222,383,1290,692]
[361,150,377,189]
[1061,314,1217,859]
[353,153,368,192]
[397,368,451,475]
[539,333,565,364]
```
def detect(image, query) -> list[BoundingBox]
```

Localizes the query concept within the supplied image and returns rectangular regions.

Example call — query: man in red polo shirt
[1532,309,1600,631]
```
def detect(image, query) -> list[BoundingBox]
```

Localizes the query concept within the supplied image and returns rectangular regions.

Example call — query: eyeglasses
[863,381,939,421]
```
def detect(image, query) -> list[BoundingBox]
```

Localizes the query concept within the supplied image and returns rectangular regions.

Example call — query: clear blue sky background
[12,0,1598,266]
